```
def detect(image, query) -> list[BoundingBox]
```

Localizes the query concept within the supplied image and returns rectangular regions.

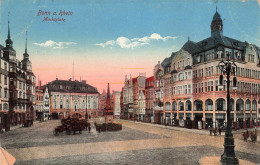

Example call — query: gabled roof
[182,34,247,55]
[182,40,204,54]
[161,52,176,67]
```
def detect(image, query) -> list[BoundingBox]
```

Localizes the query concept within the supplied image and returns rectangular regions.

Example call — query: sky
[0,0,260,93]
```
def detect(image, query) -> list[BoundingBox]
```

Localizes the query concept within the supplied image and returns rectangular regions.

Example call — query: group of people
[243,130,257,142]
[209,127,222,136]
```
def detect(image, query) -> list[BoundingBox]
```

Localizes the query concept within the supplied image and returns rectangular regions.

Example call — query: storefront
[205,114,213,129]
[165,113,171,125]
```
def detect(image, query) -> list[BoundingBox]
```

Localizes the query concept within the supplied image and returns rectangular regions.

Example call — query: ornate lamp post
[218,54,239,165]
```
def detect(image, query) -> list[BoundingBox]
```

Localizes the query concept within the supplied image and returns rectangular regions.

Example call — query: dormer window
[197,55,201,63]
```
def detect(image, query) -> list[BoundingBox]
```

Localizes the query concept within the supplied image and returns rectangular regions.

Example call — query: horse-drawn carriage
[53,118,90,136]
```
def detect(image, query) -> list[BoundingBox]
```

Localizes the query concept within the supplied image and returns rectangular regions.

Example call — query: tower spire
[8,12,10,40]
[106,83,111,110]
[216,6,218,12]
[25,31,28,54]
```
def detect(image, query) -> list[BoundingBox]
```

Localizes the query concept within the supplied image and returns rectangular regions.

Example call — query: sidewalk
[1,121,41,133]
[116,119,260,137]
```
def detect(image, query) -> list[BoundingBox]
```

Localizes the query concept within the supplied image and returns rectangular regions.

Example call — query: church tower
[22,31,32,73]
[3,14,16,62]
[211,7,223,38]
[105,83,114,123]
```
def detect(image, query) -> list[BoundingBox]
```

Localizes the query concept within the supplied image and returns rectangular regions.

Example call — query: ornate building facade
[41,79,99,119]
[122,9,260,129]
[145,76,154,123]
[160,9,260,129]
[0,20,36,131]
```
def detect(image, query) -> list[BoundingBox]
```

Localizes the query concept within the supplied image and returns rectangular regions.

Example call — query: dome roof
[213,11,222,21]
[5,38,13,45]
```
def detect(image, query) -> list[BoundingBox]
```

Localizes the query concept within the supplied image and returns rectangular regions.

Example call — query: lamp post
[218,54,239,165]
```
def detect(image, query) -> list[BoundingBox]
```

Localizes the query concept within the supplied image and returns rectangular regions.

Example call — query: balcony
[9,72,17,78]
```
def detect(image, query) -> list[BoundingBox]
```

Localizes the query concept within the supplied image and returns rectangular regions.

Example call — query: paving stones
[0,119,259,165]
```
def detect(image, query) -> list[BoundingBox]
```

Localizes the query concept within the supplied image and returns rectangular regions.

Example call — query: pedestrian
[218,127,222,135]
[210,128,212,136]
[213,128,216,136]
[250,132,255,142]
[243,132,248,142]
[88,125,91,133]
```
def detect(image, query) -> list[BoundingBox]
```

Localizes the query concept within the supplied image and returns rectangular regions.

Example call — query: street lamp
[218,54,239,165]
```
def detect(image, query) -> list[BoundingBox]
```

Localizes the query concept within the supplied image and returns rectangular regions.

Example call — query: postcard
[0,0,259,165]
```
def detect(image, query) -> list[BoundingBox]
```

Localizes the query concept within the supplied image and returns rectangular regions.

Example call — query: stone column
[234,99,237,129]
[176,101,179,126]
[250,105,253,128]
[184,101,187,128]
[192,101,194,129]
[203,99,205,129]
[243,99,246,128]
[213,99,216,128]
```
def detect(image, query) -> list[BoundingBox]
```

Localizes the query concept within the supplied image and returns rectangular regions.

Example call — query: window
[4,62,7,70]
[179,73,184,81]
[188,85,191,93]
[184,85,187,94]
[4,103,8,110]
[4,88,7,98]
[4,76,7,85]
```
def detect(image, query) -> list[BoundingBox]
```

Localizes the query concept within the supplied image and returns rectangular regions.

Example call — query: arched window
[179,101,184,111]
[165,102,171,111]
[194,100,203,111]
[236,99,244,111]
[186,100,192,111]
[252,100,257,111]
[216,98,226,111]
[205,99,213,111]
[245,99,251,111]
[172,101,177,111]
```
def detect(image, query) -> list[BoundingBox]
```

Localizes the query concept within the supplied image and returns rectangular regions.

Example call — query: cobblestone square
[0,119,259,165]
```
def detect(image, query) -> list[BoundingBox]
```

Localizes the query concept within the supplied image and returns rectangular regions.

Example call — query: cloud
[33,40,76,49]
[95,33,180,49]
